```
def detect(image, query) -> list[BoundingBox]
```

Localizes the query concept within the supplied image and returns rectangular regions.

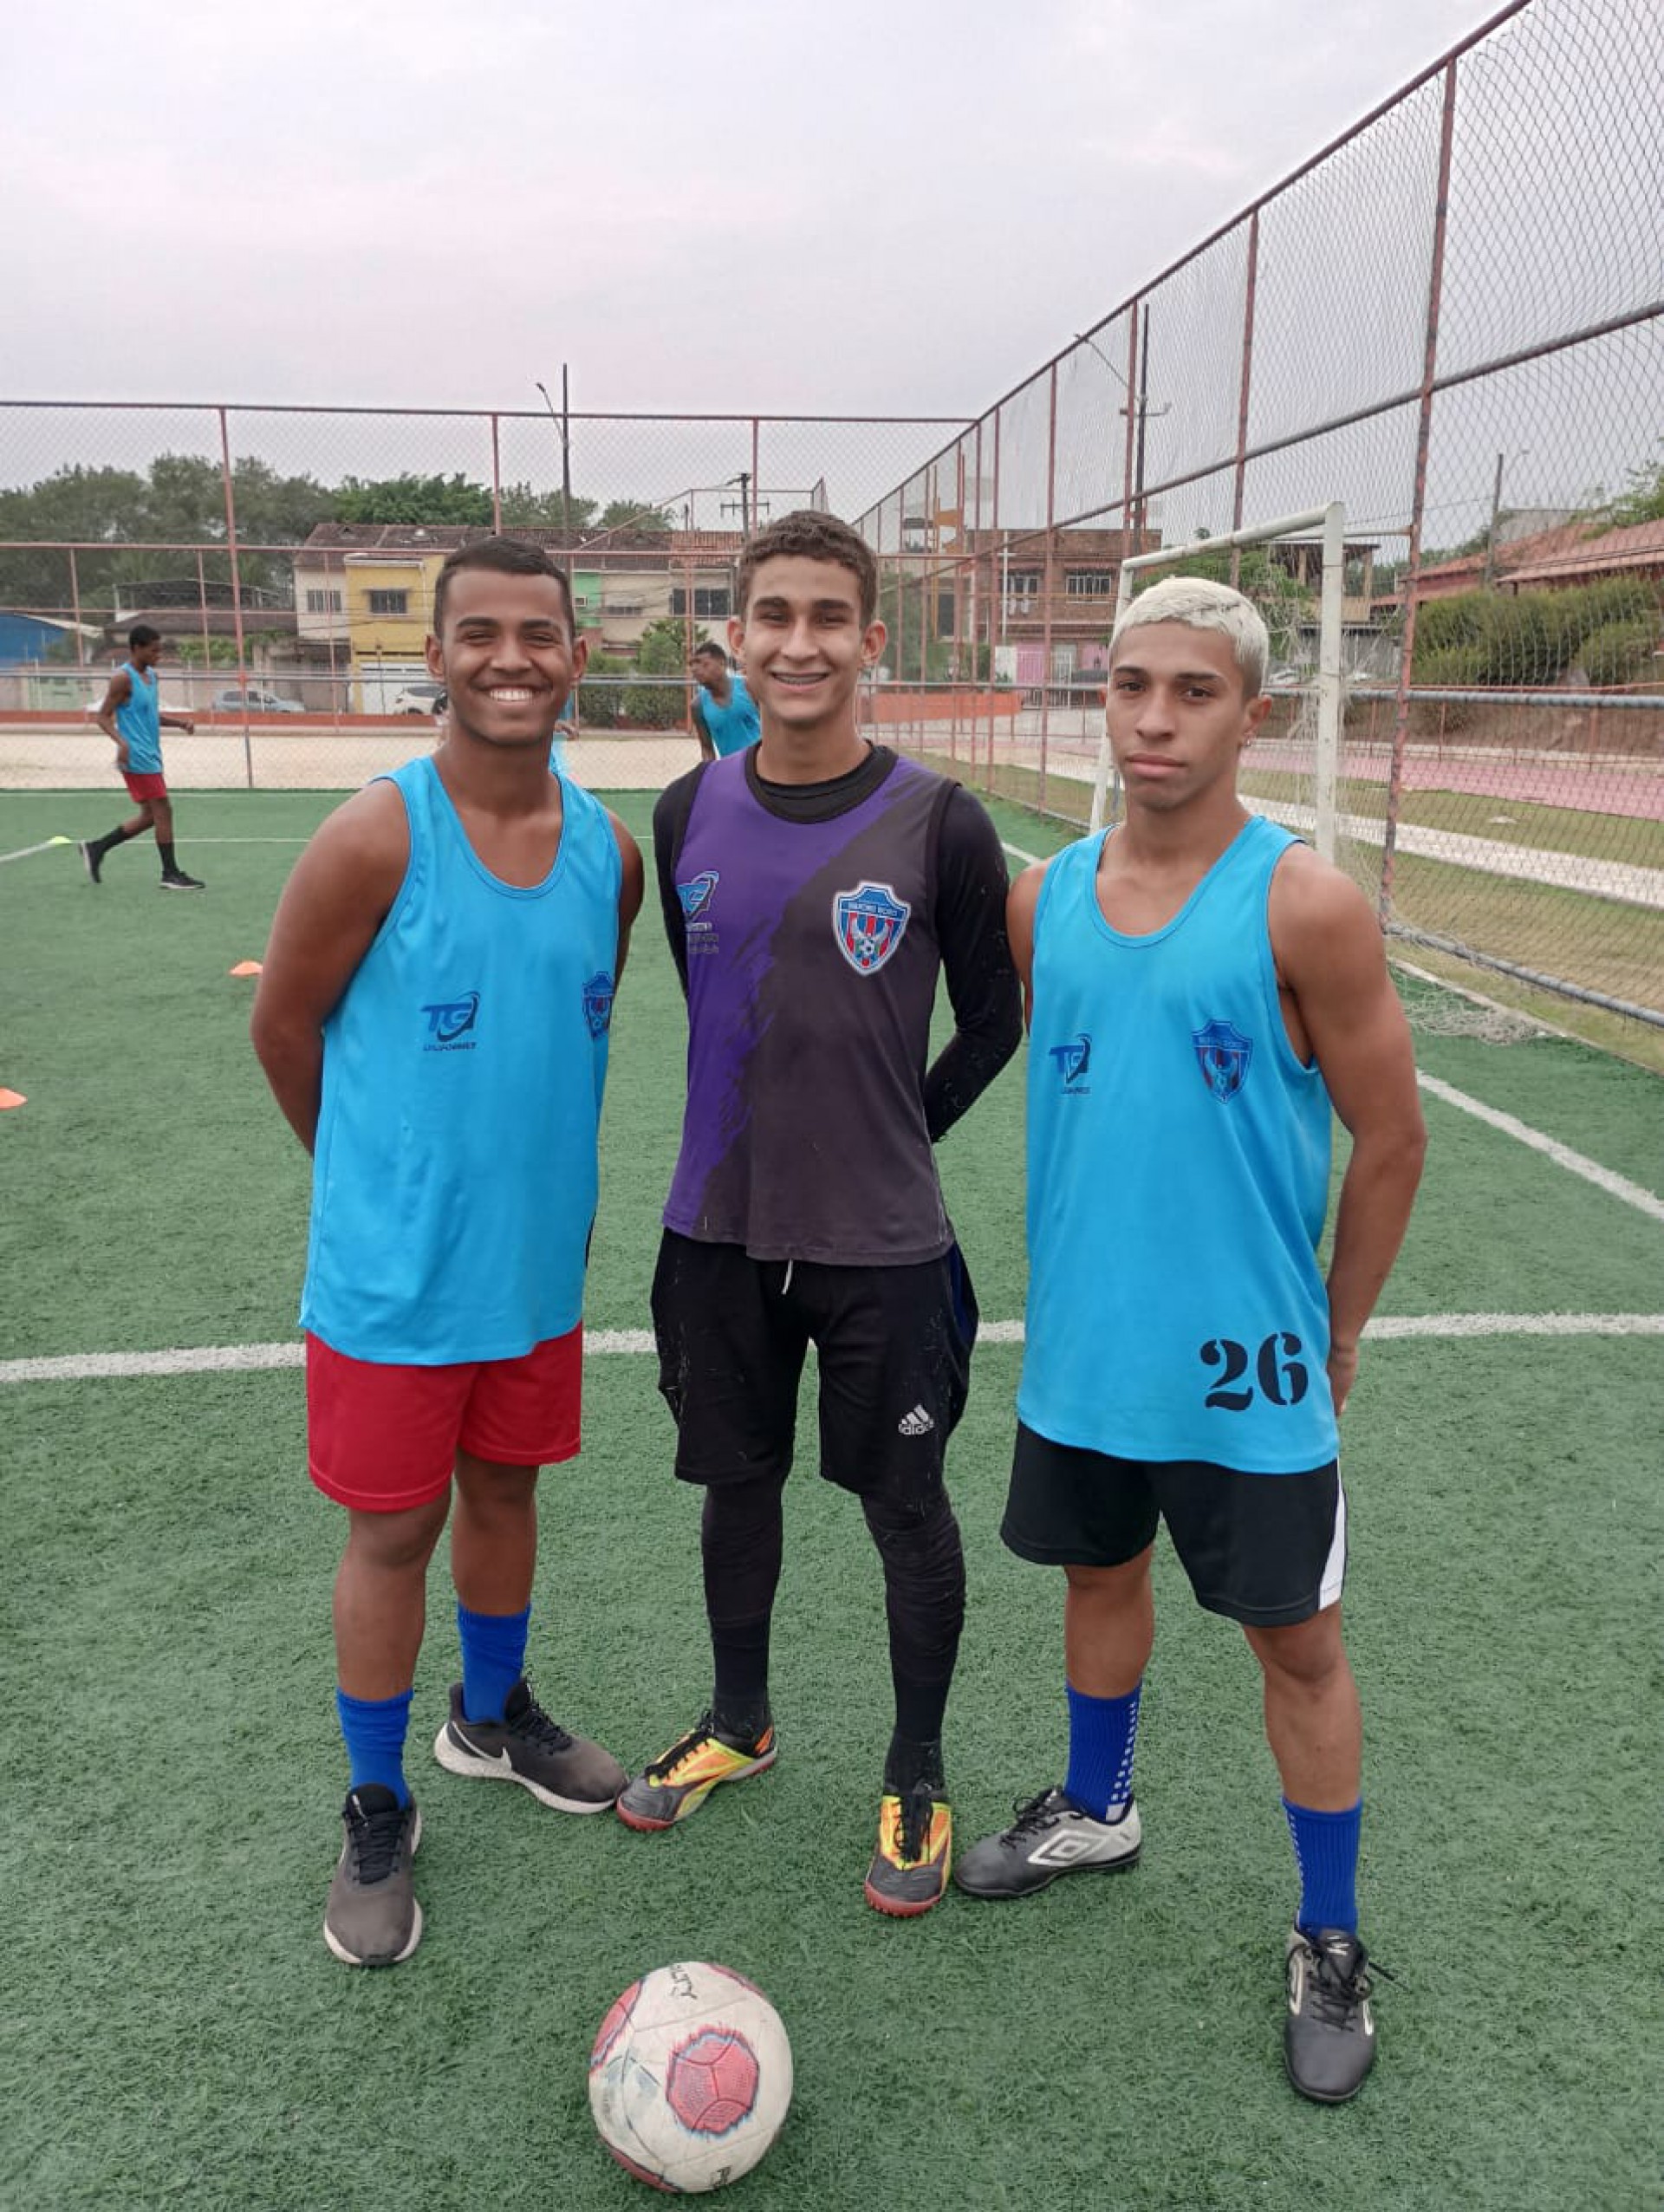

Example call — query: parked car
[389,680,447,717]
[211,686,304,714]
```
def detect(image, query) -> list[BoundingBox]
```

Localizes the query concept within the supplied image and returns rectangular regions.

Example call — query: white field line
[3,1312,1661,1387]
[1253,797,1664,911]
[0,837,71,864]
[1417,1071,1664,1223]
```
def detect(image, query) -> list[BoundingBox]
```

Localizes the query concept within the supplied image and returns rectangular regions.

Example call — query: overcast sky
[4,0,1511,421]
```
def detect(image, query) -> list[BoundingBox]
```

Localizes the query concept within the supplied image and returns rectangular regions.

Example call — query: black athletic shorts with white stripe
[1001,1421,1346,1627]
[651,1230,978,1506]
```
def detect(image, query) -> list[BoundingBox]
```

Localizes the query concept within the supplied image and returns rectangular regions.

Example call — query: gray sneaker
[432,1677,626,1812]
[952,1786,1142,1898]
[1284,1926,1379,2103]
[324,1786,422,1967]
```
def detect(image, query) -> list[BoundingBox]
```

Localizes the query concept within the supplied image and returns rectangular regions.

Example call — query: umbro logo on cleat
[1028,1831,1108,1867]
[897,1404,935,1436]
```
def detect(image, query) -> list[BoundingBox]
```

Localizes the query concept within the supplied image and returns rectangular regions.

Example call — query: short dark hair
[128,623,161,650]
[692,641,727,663]
[736,511,878,628]
[432,536,576,638]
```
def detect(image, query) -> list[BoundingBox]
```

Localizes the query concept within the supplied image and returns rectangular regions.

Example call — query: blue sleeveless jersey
[301,755,621,1364]
[114,661,162,772]
[698,674,760,758]
[1018,815,1338,1472]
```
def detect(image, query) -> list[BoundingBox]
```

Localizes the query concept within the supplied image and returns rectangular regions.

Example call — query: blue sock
[458,1601,531,1724]
[1063,1681,1141,1821]
[1284,1797,1362,1936]
[336,1687,413,1806]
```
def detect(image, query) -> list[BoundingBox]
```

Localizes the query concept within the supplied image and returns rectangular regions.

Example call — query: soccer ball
[588,1961,793,2192]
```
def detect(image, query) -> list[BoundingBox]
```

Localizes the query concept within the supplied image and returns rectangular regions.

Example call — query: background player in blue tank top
[78,623,205,890]
[954,577,1426,2104]
[617,511,1021,1917]
[690,640,760,758]
[251,539,644,1969]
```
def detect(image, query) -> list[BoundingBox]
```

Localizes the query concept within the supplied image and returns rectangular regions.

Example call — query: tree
[1601,442,1664,528]
[593,498,673,533]
[622,618,690,727]
[497,481,597,531]
[334,472,496,526]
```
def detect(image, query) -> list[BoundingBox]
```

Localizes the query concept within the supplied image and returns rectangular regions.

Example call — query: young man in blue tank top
[616,512,1022,1916]
[690,641,760,758]
[954,577,1426,2104]
[252,539,645,1969]
[78,623,205,890]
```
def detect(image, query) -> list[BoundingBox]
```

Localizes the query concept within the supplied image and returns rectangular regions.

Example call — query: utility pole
[1481,448,1505,591]
[535,371,575,543]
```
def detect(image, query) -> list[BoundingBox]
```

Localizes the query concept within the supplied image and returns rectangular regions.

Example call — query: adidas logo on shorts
[897,1404,935,1437]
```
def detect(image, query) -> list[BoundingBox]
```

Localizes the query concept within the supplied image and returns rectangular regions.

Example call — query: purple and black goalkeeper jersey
[654,744,1021,1266]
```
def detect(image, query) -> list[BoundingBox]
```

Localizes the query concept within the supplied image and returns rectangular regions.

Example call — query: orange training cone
[229,960,263,978]
[0,1089,25,1109]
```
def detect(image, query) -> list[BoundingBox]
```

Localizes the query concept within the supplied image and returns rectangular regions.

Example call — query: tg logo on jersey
[832,881,910,976]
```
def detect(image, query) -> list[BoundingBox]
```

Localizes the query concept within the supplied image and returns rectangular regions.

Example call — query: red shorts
[306,1326,583,1512]
[121,771,168,801]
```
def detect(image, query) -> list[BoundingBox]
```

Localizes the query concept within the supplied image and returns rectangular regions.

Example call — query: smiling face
[729,553,885,742]
[426,567,585,751]
[1106,620,1271,815]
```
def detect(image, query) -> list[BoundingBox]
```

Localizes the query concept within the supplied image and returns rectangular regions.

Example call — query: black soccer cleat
[953,1787,1142,1898]
[78,840,103,884]
[159,870,205,891]
[1284,1926,1380,2103]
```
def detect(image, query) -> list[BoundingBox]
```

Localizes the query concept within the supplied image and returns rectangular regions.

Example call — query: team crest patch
[677,871,719,921]
[583,970,617,1037]
[833,881,910,976]
[1193,1017,1253,1101]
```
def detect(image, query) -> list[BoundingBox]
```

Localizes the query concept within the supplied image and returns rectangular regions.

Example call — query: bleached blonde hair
[1109,576,1269,698]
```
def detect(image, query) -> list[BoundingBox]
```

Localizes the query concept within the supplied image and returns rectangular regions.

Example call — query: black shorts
[651,1230,978,1505]
[1000,1422,1346,1628]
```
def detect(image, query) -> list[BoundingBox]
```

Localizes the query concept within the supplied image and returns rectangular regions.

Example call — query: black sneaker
[77,840,102,884]
[953,1786,1142,1898]
[432,1677,626,1812]
[159,870,205,891]
[1284,1926,1379,2103]
[324,1785,422,1967]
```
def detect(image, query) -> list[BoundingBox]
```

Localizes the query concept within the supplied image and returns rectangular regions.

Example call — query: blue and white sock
[336,1686,413,1806]
[1063,1681,1142,1822]
[1284,1796,1362,1936]
[458,1601,531,1724]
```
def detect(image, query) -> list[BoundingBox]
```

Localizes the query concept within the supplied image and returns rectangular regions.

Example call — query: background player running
[79,623,204,890]
[617,511,1022,1916]
[952,577,1425,2102]
[252,537,643,1968]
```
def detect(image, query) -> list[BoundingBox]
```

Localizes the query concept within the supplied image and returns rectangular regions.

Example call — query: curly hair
[735,510,878,628]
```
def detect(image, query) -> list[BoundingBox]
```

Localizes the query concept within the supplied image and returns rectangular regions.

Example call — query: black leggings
[701,1474,965,1745]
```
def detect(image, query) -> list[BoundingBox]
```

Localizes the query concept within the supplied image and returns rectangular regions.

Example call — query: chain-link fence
[2,0,1659,1043]
[0,406,965,795]
[859,0,1664,1044]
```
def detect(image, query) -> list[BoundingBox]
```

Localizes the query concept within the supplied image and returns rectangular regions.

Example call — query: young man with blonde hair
[955,576,1425,2102]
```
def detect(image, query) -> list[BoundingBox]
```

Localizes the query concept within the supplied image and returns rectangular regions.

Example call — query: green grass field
[3,785,1661,2211]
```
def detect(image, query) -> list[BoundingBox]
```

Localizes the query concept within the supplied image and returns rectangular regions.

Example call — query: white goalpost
[1088,501,1348,862]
